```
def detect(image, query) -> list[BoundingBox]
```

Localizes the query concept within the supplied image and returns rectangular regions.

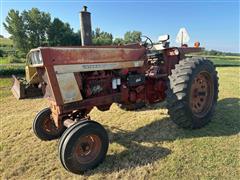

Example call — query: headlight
[29,50,43,65]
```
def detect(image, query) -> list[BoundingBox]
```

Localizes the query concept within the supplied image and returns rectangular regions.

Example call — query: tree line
[202,50,240,56]
[3,8,142,54]
[4,8,238,57]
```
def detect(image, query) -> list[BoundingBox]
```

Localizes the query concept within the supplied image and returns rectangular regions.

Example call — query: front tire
[59,120,109,174]
[166,58,218,129]
[33,108,65,140]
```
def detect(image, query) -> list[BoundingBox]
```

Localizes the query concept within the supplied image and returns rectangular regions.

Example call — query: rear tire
[58,120,109,174]
[33,108,65,140]
[166,58,218,129]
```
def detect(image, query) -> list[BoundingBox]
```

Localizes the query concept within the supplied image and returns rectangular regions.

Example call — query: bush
[0,49,3,57]
[16,51,26,59]
[8,55,22,63]
[0,65,25,75]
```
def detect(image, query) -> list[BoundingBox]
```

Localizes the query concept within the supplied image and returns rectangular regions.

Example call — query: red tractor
[29,34,218,174]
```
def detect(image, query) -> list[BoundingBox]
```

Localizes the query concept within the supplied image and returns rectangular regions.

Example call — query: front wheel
[166,58,219,129]
[58,120,109,174]
[33,108,65,140]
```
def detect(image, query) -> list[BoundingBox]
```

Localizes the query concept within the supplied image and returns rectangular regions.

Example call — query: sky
[0,0,239,52]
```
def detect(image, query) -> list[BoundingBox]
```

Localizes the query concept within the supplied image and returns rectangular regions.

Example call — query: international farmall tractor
[29,7,218,174]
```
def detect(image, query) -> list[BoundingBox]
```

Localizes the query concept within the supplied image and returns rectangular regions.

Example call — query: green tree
[3,9,28,52]
[92,28,113,45]
[124,31,142,43]
[70,30,81,46]
[0,35,4,38]
[47,18,81,46]
[22,8,51,48]
[113,38,124,45]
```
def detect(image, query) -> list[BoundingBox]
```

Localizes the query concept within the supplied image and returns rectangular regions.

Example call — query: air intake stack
[80,6,92,46]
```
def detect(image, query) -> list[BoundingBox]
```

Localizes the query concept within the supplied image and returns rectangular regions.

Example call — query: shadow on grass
[87,98,239,175]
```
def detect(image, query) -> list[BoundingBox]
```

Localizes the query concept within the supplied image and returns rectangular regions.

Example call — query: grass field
[0,66,239,179]
[188,55,240,67]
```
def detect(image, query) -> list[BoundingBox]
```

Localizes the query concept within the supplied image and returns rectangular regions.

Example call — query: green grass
[207,56,240,66]
[0,57,25,64]
[187,55,240,67]
[210,58,240,66]
[0,67,239,179]
[200,55,240,59]
[0,76,14,98]
[0,57,10,64]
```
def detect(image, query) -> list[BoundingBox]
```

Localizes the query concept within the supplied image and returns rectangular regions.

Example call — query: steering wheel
[140,35,153,49]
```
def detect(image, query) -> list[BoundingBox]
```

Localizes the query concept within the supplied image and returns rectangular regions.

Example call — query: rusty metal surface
[62,93,121,113]
[190,71,214,117]
[38,45,146,66]
[29,45,146,105]
[80,6,92,46]
[42,112,60,135]
[45,66,64,105]
[73,134,101,164]
[63,119,75,128]
[11,75,25,99]
[11,75,43,99]
[178,47,204,54]
[54,60,144,74]
[30,42,204,129]
[56,73,83,103]
[163,48,180,75]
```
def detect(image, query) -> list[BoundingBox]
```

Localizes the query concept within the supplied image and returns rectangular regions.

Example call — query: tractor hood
[27,44,146,71]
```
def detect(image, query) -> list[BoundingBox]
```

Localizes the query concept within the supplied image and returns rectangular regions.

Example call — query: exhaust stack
[80,6,92,46]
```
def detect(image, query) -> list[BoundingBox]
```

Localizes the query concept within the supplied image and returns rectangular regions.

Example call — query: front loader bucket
[11,75,43,100]
[11,75,26,99]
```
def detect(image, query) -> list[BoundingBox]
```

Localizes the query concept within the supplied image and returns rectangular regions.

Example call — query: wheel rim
[190,71,214,117]
[73,134,102,164]
[42,115,60,135]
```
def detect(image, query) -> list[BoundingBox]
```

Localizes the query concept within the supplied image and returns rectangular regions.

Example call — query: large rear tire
[166,58,218,129]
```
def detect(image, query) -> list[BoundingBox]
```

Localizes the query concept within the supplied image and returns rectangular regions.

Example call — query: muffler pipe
[80,6,92,46]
